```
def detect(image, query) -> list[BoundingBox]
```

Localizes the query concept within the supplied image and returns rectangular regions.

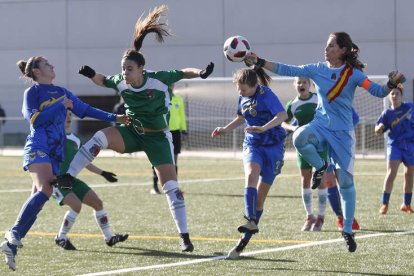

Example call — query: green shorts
[52,178,91,206]
[116,124,174,166]
[297,150,328,169]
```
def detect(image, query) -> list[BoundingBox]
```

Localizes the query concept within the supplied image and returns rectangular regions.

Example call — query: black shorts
[171,130,182,155]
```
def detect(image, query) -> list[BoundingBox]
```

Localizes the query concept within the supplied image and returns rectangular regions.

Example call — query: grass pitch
[0,155,413,275]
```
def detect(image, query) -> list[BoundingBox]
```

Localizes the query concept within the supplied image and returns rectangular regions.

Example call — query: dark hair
[123,5,170,68]
[331,32,365,70]
[16,56,41,81]
[233,68,258,87]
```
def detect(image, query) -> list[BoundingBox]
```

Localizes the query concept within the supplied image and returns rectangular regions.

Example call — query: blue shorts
[242,143,284,185]
[23,149,60,175]
[387,142,414,166]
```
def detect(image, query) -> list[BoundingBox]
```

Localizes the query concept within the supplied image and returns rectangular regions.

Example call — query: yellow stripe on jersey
[31,95,66,124]
[327,66,353,102]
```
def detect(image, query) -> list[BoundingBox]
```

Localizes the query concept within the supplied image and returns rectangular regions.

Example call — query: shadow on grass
[186,192,301,199]
[76,246,221,260]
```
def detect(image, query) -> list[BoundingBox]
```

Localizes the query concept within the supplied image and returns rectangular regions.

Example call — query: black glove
[101,171,118,183]
[387,70,406,89]
[78,65,96,78]
[199,62,214,79]
[50,173,73,190]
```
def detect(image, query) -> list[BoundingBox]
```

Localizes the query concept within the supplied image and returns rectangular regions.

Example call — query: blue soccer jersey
[376,102,414,146]
[237,84,286,146]
[276,62,388,131]
[22,83,115,172]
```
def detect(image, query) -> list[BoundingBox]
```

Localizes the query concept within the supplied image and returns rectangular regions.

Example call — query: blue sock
[242,209,263,243]
[340,185,356,234]
[382,192,391,205]
[11,191,49,239]
[404,193,412,206]
[244,187,258,219]
[328,186,343,217]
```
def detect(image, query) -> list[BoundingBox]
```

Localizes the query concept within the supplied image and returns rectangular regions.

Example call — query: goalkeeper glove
[244,53,266,68]
[51,173,73,190]
[199,62,214,79]
[101,171,118,183]
[78,65,96,78]
[387,70,406,89]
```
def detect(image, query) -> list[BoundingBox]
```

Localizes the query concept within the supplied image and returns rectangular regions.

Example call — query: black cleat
[342,231,357,252]
[312,160,328,189]
[179,233,194,252]
[55,236,77,250]
[106,234,129,247]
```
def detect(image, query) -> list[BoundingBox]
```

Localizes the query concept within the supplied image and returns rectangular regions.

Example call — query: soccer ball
[223,35,251,62]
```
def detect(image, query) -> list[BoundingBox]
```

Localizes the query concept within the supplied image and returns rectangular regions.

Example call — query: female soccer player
[245,31,405,252]
[375,85,414,215]
[53,111,128,250]
[1,56,128,271]
[63,5,214,252]
[282,77,360,231]
[212,68,287,259]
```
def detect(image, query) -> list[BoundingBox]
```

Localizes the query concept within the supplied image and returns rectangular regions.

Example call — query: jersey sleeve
[264,90,285,116]
[354,69,388,98]
[276,63,318,78]
[103,74,123,92]
[151,70,184,86]
[376,110,389,132]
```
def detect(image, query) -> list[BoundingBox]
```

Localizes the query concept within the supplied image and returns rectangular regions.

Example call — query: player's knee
[336,169,354,189]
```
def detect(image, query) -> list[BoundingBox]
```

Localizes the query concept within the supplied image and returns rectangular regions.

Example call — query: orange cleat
[337,216,360,231]
[379,204,388,215]
[400,204,414,214]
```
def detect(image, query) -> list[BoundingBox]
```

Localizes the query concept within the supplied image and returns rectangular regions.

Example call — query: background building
[0,0,412,150]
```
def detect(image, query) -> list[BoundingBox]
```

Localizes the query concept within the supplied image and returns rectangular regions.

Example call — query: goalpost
[175,76,388,159]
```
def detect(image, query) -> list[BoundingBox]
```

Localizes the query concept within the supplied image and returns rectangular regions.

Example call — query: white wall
[0,0,413,134]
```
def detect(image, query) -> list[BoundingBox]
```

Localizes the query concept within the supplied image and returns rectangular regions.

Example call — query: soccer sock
[327,186,343,217]
[317,188,328,217]
[404,192,412,206]
[94,209,113,240]
[242,209,263,243]
[302,188,313,216]
[244,187,258,219]
[67,131,108,177]
[57,209,79,240]
[340,185,356,234]
[152,166,158,188]
[163,180,188,234]
[382,192,391,205]
[11,191,49,241]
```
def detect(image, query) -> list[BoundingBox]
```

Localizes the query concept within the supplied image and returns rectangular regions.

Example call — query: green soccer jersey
[285,93,318,126]
[59,133,81,175]
[104,70,184,130]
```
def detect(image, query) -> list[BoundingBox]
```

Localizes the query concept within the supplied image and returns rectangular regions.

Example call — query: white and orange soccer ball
[223,35,251,62]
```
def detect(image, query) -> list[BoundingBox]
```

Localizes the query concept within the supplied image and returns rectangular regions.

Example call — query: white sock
[302,188,313,216]
[163,180,188,234]
[94,209,113,240]
[57,209,78,240]
[317,188,328,217]
[67,131,108,177]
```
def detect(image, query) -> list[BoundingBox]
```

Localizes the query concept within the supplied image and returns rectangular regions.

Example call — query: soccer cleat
[311,216,324,231]
[106,234,129,247]
[179,233,194,252]
[301,215,315,231]
[379,204,389,214]
[226,238,248,260]
[150,188,162,195]
[337,217,360,231]
[55,236,77,250]
[400,204,414,214]
[5,231,23,248]
[237,217,259,234]
[1,241,17,271]
[311,160,328,189]
[342,231,357,252]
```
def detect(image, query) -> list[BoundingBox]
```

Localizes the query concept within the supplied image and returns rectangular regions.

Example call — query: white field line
[0,172,384,193]
[77,230,414,276]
